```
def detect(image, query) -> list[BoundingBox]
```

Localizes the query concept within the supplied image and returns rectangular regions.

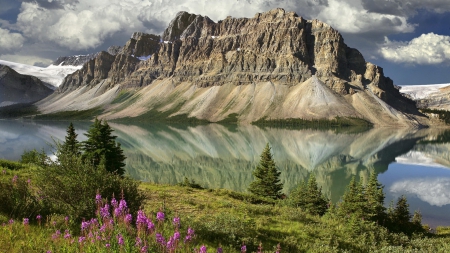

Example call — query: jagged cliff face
[38,9,424,127]
[0,65,53,107]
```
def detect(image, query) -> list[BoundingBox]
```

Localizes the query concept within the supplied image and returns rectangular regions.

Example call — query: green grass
[3,162,450,252]
[34,107,103,121]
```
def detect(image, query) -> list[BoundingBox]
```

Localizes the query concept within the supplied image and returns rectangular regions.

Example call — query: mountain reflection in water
[1,120,450,220]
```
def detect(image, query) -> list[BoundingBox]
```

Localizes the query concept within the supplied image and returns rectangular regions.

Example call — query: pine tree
[338,176,366,218]
[82,118,126,175]
[248,143,283,199]
[60,122,80,156]
[393,195,411,225]
[364,172,386,223]
[294,174,329,216]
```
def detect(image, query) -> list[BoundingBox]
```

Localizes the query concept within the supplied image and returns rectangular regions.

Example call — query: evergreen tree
[338,176,366,218]
[290,174,328,215]
[60,122,80,156]
[364,172,386,223]
[248,143,283,199]
[393,195,411,225]
[82,118,126,175]
[412,210,422,225]
[305,174,329,216]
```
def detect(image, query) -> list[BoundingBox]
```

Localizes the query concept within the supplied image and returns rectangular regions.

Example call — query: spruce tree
[364,172,386,222]
[304,174,329,216]
[338,176,366,218]
[82,118,126,175]
[60,122,81,156]
[248,143,283,199]
[393,195,411,225]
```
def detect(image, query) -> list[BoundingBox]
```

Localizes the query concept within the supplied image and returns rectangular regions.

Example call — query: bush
[0,174,50,219]
[36,152,144,231]
[0,159,25,171]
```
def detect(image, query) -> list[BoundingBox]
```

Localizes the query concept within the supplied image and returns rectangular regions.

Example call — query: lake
[1,119,450,227]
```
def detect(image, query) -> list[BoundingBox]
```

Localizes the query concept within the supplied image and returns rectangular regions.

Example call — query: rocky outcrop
[43,9,424,127]
[53,53,98,66]
[0,65,53,106]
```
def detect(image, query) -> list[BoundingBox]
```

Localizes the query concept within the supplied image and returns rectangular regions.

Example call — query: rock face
[40,9,424,127]
[53,53,98,66]
[0,65,53,106]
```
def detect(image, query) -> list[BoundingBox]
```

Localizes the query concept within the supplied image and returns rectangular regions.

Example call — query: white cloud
[380,33,450,65]
[0,28,25,53]
[390,177,450,207]
[0,54,53,67]
[12,0,421,52]
[317,0,415,34]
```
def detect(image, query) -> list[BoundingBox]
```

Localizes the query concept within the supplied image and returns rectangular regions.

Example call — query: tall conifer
[248,143,283,199]
[82,118,126,175]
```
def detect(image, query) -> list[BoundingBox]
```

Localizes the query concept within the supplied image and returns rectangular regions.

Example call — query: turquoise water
[1,119,450,227]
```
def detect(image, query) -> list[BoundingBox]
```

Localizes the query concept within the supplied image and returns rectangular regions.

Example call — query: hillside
[0,65,53,107]
[35,9,427,127]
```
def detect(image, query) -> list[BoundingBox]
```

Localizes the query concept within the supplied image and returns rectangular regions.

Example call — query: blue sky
[1,0,450,85]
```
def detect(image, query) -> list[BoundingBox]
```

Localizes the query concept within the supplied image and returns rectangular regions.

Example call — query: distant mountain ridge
[0,65,53,107]
[35,9,429,127]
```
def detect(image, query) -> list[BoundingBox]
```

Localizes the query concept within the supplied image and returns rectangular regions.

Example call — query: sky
[1,0,450,85]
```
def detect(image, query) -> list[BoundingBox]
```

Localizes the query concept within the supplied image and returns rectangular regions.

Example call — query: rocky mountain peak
[49,8,422,127]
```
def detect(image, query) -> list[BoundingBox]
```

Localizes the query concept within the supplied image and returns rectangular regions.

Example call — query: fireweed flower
[167,236,175,251]
[95,193,102,204]
[173,230,180,240]
[136,210,147,225]
[117,234,124,246]
[156,211,165,222]
[135,237,142,247]
[12,175,18,183]
[111,197,118,208]
[105,243,111,248]
[173,216,180,227]
[100,203,110,218]
[217,247,223,253]
[27,179,31,184]
[8,219,13,224]
[147,219,155,233]
[119,199,128,210]
[36,215,42,220]
[241,244,247,252]
[100,224,107,232]
[64,230,71,239]
[200,245,207,253]
[125,214,133,224]
[78,236,86,243]
[23,218,29,225]
[141,246,148,252]
[81,220,90,231]
[156,233,165,245]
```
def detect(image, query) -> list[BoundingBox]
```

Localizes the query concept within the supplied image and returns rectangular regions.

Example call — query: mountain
[0,65,53,107]
[399,84,450,111]
[0,59,81,88]
[36,9,427,127]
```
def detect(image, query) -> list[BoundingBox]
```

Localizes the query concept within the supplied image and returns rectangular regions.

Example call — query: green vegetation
[421,108,450,124]
[2,123,450,252]
[0,103,39,119]
[34,107,103,121]
[252,116,373,129]
[288,174,328,216]
[248,143,283,200]
[82,118,126,175]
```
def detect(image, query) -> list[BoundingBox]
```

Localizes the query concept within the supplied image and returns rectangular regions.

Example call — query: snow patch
[399,83,450,100]
[137,55,152,61]
[0,59,81,89]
